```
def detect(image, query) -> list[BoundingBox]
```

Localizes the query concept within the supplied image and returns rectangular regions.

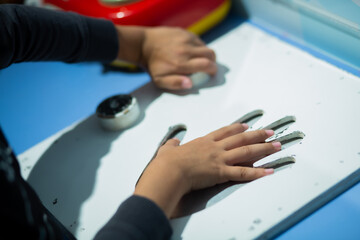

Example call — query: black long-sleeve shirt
[0,4,172,240]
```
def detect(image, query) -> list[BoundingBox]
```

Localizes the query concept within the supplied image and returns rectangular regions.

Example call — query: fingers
[225,142,281,166]
[163,138,181,147]
[222,129,274,150]
[224,166,274,182]
[240,154,269,167]
[180,58,218,76]
[208,123,249,141]
[157,138,180,153]
[188,46,216,61]
[182,30,206,46]
[145,27,217,91]
[188,34,206,46]
[152,58,216,90]
[165,138,181,146]
[153,75,193,90]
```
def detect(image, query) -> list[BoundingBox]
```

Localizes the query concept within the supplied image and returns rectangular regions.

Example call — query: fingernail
[182,78,193,89]
[272,141,282,151]
[241,123,249,130]
[265,129,274,137]
[264,168,274,175]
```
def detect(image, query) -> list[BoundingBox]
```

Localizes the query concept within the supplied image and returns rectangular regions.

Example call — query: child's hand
[115,26,216,90]
[134,123,281,218]
[142,27,217,90]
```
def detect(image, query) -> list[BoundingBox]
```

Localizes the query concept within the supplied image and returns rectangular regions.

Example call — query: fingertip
[272,141,282,151]
[265,129,274,137]
[209,49,217,62]
[210,61,218,75]
[264,168,274,175]
[154,76,191,90]
[204,60,217,76]
[241,123,249,130]
[165,138,181,146]
[181,77,193,89]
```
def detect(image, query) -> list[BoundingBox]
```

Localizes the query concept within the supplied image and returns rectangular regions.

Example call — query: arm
[0,4,118,68]
[1,4,219,239]
[0,4,216,90]
[94,195,172,240]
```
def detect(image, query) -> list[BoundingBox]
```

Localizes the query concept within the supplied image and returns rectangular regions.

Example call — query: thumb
[163,138,181,147]
[153,75,193,90]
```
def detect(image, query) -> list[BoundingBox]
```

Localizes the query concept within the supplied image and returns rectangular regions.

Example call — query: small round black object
[96,94,132,118]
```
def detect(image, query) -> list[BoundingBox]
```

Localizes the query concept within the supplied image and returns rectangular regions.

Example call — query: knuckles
[240,145,253,157]
[238,168,249,180]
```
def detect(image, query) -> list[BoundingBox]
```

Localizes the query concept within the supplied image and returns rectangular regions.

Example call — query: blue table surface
[0,14,359,239]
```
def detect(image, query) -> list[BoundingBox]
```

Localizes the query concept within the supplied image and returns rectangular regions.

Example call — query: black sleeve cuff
[94,195,172,240]
[84,17,118,62]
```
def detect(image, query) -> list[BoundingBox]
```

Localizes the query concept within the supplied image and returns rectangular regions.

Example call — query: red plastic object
[43,0,229,34]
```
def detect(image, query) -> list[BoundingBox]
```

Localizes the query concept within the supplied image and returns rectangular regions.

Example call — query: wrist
[114,25,146,65]
[134,158,189,218]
